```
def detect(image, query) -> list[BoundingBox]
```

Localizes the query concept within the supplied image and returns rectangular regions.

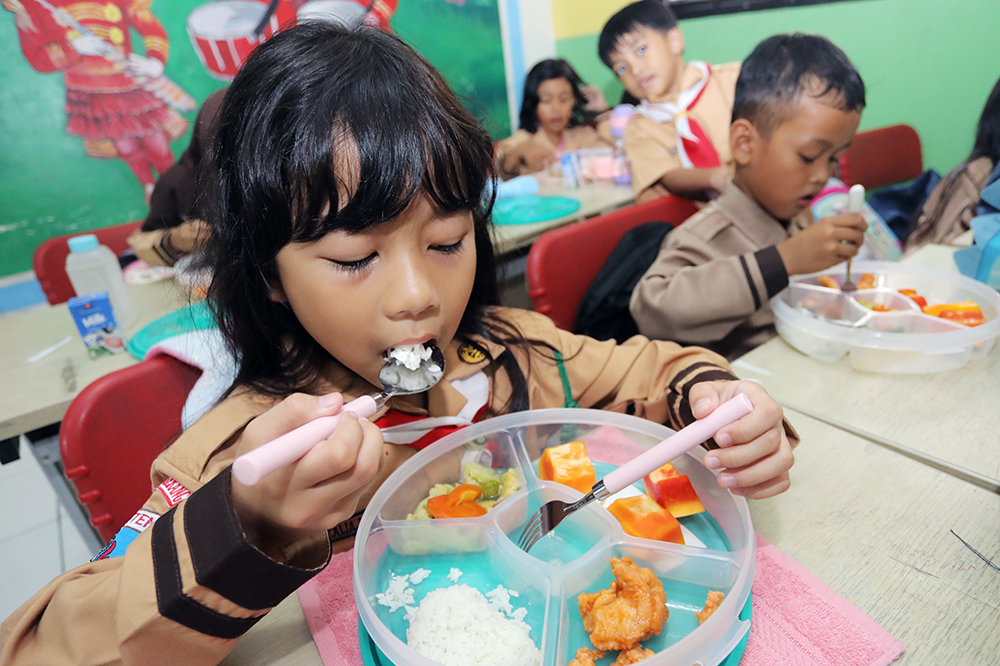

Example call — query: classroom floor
[0,438,100,621]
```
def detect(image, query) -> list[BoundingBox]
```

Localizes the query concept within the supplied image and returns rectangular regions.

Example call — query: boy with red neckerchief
[599,0,738,203]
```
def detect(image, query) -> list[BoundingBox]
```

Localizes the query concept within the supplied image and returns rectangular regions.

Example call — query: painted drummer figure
[3,0,188,200]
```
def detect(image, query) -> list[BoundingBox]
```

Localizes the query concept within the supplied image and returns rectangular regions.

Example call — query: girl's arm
[497,309,796,500]
[0,394,383,666]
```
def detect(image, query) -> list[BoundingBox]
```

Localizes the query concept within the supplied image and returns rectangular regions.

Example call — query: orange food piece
[613,646,656,665]
[898,288,927,308]
[817,275,838,289]
[855,273,876,289]
[607,495,684,544]
[922,301,986,326]
[426,484,487,519]
[578,556,668,651]
[568,647,605,666]
[642,463,705,518]
[694,590,725,624]
[538,440,595,494]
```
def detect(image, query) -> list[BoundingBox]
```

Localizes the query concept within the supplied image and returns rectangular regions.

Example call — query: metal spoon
[841,184,866,292]
[232,345,445,485]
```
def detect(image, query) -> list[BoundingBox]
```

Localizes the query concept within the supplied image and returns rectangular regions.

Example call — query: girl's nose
[386,257,438,319]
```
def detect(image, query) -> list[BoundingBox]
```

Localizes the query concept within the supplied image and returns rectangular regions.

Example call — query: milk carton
[67,292,127,358]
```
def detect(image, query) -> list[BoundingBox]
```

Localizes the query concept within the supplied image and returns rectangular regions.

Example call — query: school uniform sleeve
[624,114,682,197]
[497,308,737,433]
[0,399,332,666]
[629,208,788,348]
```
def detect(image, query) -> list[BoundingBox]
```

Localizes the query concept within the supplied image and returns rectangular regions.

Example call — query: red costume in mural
[3,0,191,196]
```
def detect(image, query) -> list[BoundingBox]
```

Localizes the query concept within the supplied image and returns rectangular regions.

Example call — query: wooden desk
[733,245,1000,481]
[490,179,635,258]
[0,280,188,441]
[221,411,1000,665]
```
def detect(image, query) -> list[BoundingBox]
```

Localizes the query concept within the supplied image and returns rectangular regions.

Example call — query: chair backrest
[33,220,143,305]
[526,195,699,331]
[60,355,202,543]
[839,124,923,191]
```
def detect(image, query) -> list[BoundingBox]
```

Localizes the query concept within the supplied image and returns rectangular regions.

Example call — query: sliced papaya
[607,494,684,544]
[643,463,706,518]
[538,440,595,494]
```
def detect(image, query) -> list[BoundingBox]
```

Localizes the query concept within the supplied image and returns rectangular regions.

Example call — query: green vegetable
[462,462,502,499]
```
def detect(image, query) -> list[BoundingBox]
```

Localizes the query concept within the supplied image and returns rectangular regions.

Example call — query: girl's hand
[519,140,558,173]
[777,213,867,275]
[689,380,794,499]
[230,393,385,555]
[581,84,609,113]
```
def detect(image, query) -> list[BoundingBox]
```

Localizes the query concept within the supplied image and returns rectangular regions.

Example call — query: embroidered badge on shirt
[156,478,192,507]
[458,342,487,364]
[92,508,161,561]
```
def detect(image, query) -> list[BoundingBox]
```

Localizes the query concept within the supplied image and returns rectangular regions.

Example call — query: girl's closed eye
[329,252,377,273]
[799,153,819,164]
[432,238,465,255]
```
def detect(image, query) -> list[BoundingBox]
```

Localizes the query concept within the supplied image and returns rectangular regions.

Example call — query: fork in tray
[515,394,753,552]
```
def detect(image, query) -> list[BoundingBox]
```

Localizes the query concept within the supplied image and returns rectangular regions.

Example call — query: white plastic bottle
[65,234,137,328]
[609,104,635,186]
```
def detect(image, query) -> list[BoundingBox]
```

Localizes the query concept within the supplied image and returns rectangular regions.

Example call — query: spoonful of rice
[233,344,445,485]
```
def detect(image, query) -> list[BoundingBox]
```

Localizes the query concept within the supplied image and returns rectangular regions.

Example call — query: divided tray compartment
[355,408,755,666]
[772,261,1000,373]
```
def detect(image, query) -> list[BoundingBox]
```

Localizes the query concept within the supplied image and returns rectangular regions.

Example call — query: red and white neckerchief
[634,61,722,169]
[374,372,489,450]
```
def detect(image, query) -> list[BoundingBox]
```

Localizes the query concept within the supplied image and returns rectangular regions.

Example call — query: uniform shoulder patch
[458,342,488,364]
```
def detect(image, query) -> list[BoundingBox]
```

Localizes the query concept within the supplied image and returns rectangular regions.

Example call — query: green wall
[558,0,1000,176]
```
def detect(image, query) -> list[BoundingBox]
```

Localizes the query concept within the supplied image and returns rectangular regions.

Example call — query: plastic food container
[771,261,1000,373]
[354,409,755,666]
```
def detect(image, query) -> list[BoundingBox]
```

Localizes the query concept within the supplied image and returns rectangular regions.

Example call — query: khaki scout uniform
[496,125,610,177]
[630,182,811,360]
[1,307,748,666]
[625,61,741,199]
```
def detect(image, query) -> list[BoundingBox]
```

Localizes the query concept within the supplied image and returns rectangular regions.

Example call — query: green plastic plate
[493,195,582,225]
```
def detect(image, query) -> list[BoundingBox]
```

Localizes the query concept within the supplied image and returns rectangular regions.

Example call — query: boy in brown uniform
[630,33,870,359]
[599,0,739,202]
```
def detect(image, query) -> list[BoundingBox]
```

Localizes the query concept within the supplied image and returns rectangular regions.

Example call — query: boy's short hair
[732,33,866,137]
[598,0,678,68]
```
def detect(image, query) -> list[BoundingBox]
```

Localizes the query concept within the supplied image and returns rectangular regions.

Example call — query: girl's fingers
[240,392,344,452]
[296,412,381,488]
[714,436,794,489]
[739,473,791,500]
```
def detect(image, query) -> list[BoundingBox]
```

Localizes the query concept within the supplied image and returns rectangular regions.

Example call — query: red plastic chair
[839,124,923,191]
[33,220,143,305]
[526,195,699,331]
[59,355,202,543]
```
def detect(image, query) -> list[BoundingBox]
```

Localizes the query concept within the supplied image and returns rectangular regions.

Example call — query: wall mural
[0,0,505,278]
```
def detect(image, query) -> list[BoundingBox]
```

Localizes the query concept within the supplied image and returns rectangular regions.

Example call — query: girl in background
[1,23,794,666]
[496,58,611,177]
[905,74,1000,250]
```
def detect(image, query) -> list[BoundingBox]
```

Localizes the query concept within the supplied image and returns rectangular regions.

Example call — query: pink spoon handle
[232,395,379,486]
[602,393,753,494]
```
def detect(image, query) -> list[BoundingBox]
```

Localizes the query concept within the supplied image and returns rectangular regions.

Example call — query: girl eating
[0,23,794,666]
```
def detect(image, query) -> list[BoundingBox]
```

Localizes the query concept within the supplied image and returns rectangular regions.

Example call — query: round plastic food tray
[771,260,1000,373]
[354,408,755,666]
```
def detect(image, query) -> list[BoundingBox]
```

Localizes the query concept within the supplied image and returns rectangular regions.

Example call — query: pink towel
[745,534,904,666]
[299,535,904,666]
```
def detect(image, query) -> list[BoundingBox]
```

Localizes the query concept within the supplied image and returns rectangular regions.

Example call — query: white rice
[406,584,541,666]
[382,344,444,391]
[447,567,463,582]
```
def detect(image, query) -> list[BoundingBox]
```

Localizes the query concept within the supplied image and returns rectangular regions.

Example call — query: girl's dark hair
[204,22,535,411]
[970,75,1000,163]
[732,33,866,137]
[598,0,678,68]
[518,59,591,133]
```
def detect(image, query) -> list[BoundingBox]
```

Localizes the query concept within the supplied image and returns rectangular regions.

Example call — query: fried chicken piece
[613,645,656,665]
[694,590,725,625]
[578,556,668,651]
[568,647,606,666]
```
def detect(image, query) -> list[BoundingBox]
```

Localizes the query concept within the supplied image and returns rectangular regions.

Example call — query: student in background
[598,0,739,202]
[630,33,869,359]
[495,58,610,178]
[904,73,1000,251]
[127,88,225,267]
[0,23,795,665]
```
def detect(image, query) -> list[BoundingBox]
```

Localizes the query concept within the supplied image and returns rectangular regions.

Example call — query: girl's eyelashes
[432,238,465,255]
[799,154,818,164]
[330,253,377,273]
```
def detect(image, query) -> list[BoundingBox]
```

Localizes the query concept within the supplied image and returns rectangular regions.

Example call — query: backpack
[574,221,672,342]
